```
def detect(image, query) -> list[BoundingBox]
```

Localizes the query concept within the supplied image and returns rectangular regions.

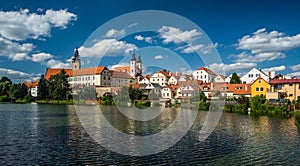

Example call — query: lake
[0,104,300,165]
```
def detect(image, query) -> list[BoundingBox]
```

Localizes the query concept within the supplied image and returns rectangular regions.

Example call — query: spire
[73,47,80,60]
[137,51,141,63]
[131,50,136,61]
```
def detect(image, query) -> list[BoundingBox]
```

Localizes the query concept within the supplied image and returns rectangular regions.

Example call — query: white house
[214,75,226,83]
[139,75,151,84]
[168,75,180,85]
[192,67,216,83]
[161,86,173,99]
[150,70,171,87]
[240,68,269,84]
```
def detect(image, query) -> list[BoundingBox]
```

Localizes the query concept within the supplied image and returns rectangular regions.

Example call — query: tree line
[0,69,70,102]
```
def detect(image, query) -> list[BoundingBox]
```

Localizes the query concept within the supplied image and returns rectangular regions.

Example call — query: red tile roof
[196,67,216,75]
[112,71,132,79]
[269,78,300,84]
[157,70,171,77]
[72,66,107,76]
[113,66,130,73]
[24,81,39,88]
[45,68,73,80]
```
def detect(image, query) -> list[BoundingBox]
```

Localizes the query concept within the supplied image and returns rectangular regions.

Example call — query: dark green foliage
[0,95,9,102]
[129,85,142,100]
[230,72,241,84]
[198,102,210,111]
[37,74,48,99]
[102,96,114,105]
[10,83,28,99]
[250,95,266,113]
[48,69,70,100]
[0,76,12,96]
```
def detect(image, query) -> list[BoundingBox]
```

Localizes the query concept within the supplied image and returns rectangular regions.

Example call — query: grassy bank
[36,99,74,105]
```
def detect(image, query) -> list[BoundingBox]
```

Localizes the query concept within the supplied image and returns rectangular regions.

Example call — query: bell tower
[130,51,136,77]
[72,48,81,70]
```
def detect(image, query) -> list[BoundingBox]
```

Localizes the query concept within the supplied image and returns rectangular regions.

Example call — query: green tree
[250,95,266,112]
[0,76,12,96]
[48,69,70,100]
[230,72,241,84]
[191,91,207,102]
[10,83,28,99]
[37,74,49,99]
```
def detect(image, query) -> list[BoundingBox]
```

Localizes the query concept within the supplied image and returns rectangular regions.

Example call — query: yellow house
[251,76,270,97]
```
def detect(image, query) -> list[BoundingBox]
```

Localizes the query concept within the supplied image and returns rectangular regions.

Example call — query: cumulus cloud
[181,43,218,54]
[289,64,300,71]
[107,62,130,70]
[209,62,257,74]
[233,52,286,63]
[237,28,300,54]
[154,55,164,60]
[0,68,39,82]
[134,35,152,43]
[104,28,125,38]
[0,37,34,61]
[78,39,137,58]
[262,65,286,73]
[31,52,53,62]
[46,59,70,68]
[0,9,77,41]
[158,26,202,44]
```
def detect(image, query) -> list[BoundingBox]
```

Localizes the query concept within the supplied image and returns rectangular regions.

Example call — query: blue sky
[1,0,300,82]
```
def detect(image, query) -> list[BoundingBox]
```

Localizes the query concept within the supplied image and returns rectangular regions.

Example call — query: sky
[1,0,300,82]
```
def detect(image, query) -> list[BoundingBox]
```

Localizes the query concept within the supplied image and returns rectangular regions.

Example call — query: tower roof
[72,48,80,60]
[131,51,136,61]
[137,53,141,63]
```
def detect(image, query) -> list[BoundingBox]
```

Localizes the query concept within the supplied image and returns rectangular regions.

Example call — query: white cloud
[0,9,77,41]
[158,26,202,44]
[0,37,33,61]
[46,59,70,68]
[0,68,39,82]
[237,28,300,54]
[209,62,257,74]
[31,52,53,62]
[262,65,286,73]
[104,29,125,38]
[78,39,137,58]
[233,52,286,63]
[107,62,130,70]
[134,35,152,43]
[154,55,164,60]
[287,71,300,77]
[289,64,300,71]
[181,43,218,54]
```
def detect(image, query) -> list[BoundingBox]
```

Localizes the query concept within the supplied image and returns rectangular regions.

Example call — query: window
[260,87,264,91]
[108,77,110,80]
[256,87,259,91]
[289,94,293,97]
[256,74,260,77]
[167,93,169,97]
[103,76,106,80]
[289,84,293,86]
[258,80,261,83]
[93,76,95,80]
[249,74,253,77]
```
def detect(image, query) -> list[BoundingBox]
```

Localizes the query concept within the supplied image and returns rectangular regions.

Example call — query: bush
[198,102,210,111]
[0,95,9,102]
[234,104,248,114]
[223,104,234,112]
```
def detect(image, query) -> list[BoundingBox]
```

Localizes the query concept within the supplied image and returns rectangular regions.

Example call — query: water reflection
[0,104,299,165]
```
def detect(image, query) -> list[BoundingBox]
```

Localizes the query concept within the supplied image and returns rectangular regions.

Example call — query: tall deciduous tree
[230,72,241,84]
[0,76,12,96]
[37,74,49,99]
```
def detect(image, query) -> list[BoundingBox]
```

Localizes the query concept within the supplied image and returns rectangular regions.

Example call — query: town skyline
[1,0,300,82]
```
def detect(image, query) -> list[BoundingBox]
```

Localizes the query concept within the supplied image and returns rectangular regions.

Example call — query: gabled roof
[155,70,171,77]
[195,67,216,75]
[112,71,132,79]
[45,68,73,80]
[250,76,269,85]
[113,66,130,73]
[72,66,107,76]
[225,83,251,95]
[269,78,300,84]
[24,81,39,88]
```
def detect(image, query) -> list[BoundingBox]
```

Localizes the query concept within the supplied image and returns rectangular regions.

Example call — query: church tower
[72,48,81,70]
[136,52,142,76]
[130,51,136,77]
